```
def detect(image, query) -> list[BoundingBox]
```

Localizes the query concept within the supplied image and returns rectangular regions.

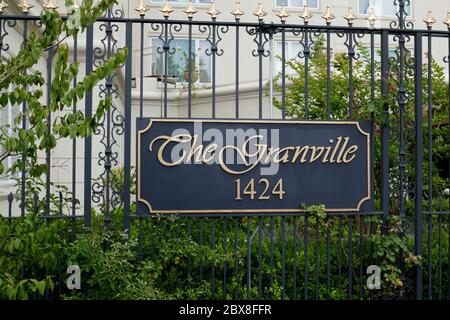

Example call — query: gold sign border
[137,119,371,214]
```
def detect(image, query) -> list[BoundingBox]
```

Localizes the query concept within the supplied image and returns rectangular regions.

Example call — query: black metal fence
[1,0,450,300]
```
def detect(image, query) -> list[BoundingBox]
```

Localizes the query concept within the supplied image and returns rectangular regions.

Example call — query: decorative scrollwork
[389,0,413,30]
[199,24,229,57]
[291,27,316,60]
[336,28,364,61]
[245,26,270,58]
[153,22,182,55]
[91,7,125,216]
[0,19,16,53]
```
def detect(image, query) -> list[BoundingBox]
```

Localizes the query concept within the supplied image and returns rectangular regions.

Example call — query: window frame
[150,37,213,85]
[357,0,412,18]
[274,0,320,10]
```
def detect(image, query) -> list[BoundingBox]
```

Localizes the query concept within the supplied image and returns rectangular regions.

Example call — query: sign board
[136,119,372,215]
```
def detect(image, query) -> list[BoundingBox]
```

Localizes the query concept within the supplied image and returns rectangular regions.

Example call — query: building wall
[1,0,449,216]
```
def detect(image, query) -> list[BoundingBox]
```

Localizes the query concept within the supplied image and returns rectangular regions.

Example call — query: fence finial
[183,0,197,18]
[344,7,357,25]
[276,6,289,22]
[443,11,450,28]
[0,1,8,13]
[253,1,267,21]
[366,7,376,27]
[423,10,436,28]
[207,0,220,19]
[321,6,335,24]
[135,0,149,16]
[231,0,244,20]
[159,0,173,18]
[299,5,313,23]
[19,0,34,14]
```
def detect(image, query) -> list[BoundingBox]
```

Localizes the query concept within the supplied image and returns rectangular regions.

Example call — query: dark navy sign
[136,119,372,214]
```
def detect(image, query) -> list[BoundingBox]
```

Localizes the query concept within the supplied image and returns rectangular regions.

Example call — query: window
[150,0,210,4]
[150,38,212,84]
[275,41,302,75]
[358,0,411,17]
[276,0,319,9]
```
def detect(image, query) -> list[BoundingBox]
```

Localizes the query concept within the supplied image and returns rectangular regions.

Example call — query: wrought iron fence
[1,0,450,300]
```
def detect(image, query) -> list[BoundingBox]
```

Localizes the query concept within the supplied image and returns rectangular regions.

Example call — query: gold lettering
[309,146,325,163]
[272,147,294,164]
[292,146,310,163]
[336,137,349,163]
[149,134,191,167]
[148,133,362,174]
[202,143,218,163]
[329,136,342,163]
[343,145,358,163]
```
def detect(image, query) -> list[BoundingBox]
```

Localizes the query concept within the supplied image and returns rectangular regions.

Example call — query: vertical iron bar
[348,216,353,300]
[359,216,364,298]
[281,20,286,119]
[163,18,169,117]
[46,46,52,217]
[187,219,192,280]
[326,22,331,119]
[269,216,274,298]
[235,19,240,118]
[338,216,343,295]
[84,24,93,228]
[223,219,227,298]
[414,32,423,300]
[247,218,251,300]
[124,21,132,236]
[234,217,239,299]
[348,26,354,119]
[315,217,319,299]
[258,28,263,119]
[326,218,331,298]
[304,24,309,119]
[211,221,215,298]
[188,17,193,118]
[281,216,286,300]
[438,195,443,300]
[293,217,297,299]
[258,216,262,299]
[447,27,450,300]
[200,220,203,282]
[211,19,217,119]
[139,16,144,117]
[304,215,309,300]
[21,20,28,217]
[381,30,390,230]
[427,26,433,300]
[71,34,78,240]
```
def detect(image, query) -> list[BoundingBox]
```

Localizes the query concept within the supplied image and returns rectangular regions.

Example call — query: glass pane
[277,0,288,6]
[291,0,303,7]
[170,39,192,82]
[359,0,370,14]
[306,0,318,9]
[151,38,163,77]
[198,40,211,83]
